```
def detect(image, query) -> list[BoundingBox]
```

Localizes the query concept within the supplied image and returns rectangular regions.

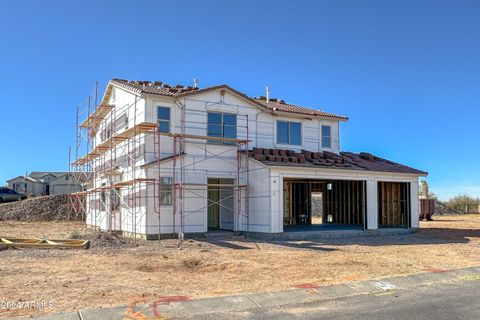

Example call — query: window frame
[207,111,237,144]
[276,120,302,146]
[157,106,171,133]
[321,125,332,149]
[159,177,173,206]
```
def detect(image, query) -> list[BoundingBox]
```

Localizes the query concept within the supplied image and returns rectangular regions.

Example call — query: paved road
[190,280,480,320]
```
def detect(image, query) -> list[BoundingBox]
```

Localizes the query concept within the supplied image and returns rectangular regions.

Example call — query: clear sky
[0,0,479,200]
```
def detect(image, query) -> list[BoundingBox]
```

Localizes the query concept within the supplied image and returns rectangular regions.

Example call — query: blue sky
[0,0,479,200]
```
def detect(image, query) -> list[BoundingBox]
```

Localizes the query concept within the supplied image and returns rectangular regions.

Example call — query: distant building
[6,172,87,196]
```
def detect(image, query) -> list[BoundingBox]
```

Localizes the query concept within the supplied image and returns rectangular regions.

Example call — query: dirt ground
[1,215,479,318]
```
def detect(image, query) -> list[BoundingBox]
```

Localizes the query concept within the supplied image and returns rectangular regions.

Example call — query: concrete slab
[246,289,319,308]
[157,295,259,317]
[246,228,416,241]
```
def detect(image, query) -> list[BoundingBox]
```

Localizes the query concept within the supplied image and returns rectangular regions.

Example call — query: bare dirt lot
[1,215,479,318]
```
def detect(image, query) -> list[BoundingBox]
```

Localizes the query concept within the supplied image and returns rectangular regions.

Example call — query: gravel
[0,194,81,221]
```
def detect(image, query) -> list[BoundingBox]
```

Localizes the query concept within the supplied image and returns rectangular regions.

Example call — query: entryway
[207,178,234,231]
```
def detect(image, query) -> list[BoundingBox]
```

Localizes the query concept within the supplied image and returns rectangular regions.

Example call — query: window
[157,107,170,133]
[110,188,120,211]
[159,177,173,205]
[115,113,128,132]
[277,120,302,145]
[100,191,107,211]
[207,112,237,144]
[322,125,331,149]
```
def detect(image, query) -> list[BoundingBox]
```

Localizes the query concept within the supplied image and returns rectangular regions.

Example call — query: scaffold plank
[79,104,114,128]
[71,122,159,165]
[114,178,157,187]
[0,238,90,249]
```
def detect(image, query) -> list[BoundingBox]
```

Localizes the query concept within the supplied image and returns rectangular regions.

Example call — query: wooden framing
[378,182,410,227]
[283,179,366,226]
[324,180,365,225]
[0,238,90,249]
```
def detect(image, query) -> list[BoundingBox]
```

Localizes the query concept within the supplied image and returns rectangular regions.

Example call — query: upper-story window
[207,112,237,144]
[277,120,301,145]
[321,125,331,149]
[157,107,170,133]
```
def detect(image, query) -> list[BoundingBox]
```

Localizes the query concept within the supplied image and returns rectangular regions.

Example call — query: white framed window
[157,106,170,133]
[159,177,173,205]
[207,112,237,144]
[277,120,302,145]
[321,125,331,149]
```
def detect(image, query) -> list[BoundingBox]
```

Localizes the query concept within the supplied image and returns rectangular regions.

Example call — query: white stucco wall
[84,84,422,236]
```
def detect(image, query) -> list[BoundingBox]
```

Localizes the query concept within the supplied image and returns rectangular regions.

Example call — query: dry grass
[0,215,479,318]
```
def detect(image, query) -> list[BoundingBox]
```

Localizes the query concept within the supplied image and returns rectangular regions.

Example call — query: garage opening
[283,179,366,229]
[378,182,411,228]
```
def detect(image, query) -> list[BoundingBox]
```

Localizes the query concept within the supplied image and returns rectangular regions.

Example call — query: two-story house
[7,172,86,196]
[72,79,427,239]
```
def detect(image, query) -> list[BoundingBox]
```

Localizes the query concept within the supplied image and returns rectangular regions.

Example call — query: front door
[207,178,234,230]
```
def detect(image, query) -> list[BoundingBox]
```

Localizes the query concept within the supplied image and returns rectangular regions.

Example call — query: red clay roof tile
[250,148,427,175]
[109,79,348,120]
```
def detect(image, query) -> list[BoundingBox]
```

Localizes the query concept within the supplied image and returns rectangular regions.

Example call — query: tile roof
[254,97,348,120]
[250,148,427,175]
[109,79,347,120]
[111,79,200,96]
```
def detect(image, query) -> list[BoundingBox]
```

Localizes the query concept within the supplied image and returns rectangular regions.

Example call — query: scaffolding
[69,82,251,240]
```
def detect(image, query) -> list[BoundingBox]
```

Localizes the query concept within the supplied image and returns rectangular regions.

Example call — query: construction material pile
[434,199,463,215]
[0,194,81,221]
[67,231,136,249]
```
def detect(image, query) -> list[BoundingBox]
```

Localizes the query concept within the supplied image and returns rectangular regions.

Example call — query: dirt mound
[434,200,463,215]
[67,231,135,248]
[0,194,79,221]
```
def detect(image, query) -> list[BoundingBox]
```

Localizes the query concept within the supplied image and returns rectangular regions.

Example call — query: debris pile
[0,194,79,221]
[434,199,463,215]
[67,231,135,248]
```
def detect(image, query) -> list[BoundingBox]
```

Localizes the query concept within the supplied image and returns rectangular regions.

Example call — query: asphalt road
[191,280,480,320]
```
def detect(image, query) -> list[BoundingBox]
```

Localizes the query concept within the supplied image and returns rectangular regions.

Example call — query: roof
[28,172,69,179]
[110,79,200,96]
[109,79,347,120]
[250,148,427,175]
[6,175,39,183]
[49,172,92,183]
[254,97,348,120]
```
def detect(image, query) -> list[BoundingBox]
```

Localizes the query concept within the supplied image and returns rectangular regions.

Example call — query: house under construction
[69,79,427,239]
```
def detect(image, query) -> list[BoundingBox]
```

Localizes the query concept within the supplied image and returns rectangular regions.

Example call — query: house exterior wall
[49,175,83,195]
[7,178,45,196]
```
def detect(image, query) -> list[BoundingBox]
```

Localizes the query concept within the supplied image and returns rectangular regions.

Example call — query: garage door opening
[378,182,411,228]
[283,179,366,230]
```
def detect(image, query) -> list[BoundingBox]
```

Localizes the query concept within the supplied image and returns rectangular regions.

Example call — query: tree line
[420,181,479,214]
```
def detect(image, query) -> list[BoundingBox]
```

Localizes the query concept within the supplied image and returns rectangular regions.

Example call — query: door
[207,178,234,230]
[311,192,323,224]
